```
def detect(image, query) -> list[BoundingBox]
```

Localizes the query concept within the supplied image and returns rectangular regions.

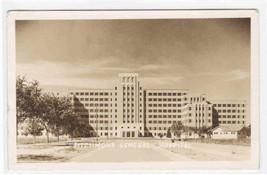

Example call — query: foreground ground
[17,137,250,163]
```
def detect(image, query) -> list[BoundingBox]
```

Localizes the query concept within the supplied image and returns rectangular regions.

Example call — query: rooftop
[212,125,246,132]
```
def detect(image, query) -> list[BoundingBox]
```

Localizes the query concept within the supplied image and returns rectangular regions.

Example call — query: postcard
[7,10,259,171]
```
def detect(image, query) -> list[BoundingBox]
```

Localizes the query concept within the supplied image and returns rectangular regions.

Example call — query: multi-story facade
[209,100,247,126]
[144,89,188,137]
[69,73,247,138]
[182,94,213,128]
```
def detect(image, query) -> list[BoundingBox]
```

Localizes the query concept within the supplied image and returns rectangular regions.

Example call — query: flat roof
[144,89,188,91]
[209,100,246,102]
[68,89,113,91]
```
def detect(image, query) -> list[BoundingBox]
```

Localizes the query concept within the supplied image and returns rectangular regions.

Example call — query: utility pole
[95,104,98,141]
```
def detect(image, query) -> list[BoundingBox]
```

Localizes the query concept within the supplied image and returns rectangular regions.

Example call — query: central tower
[118,73,143,124]
[115,73,144,136]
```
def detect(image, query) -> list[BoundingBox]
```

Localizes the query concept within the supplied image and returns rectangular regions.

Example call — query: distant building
[210,100,247,126]
[69,73,248,138]
[211,125,247,139]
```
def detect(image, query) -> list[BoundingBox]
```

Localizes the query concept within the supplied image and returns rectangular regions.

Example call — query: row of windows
[123,109,136,112]
[89,109,111,113]
[219,121,245,124]
[148,115,182,118]
[123,103,143,107]
[148,98,186,102]
[90,126,143,130]
[147,120,176,124]
[218,115,246,119]
[147,119,211,124]
[217,109,245,113]
[89,120,109,123]
[191,107,211,111]
[188,113,212,117]
[74,92,110,96]
[148,109,182,113]
[122,76,135,82]
[194,119,211,123]
[123,92,142,96]
[88,115,113,118]
[123,98,135,101]
[213,132,237,135]
[147,92,187,96]
[76,104,110,108]
[90,126,142,130]
[148,104,182,107]
[123,86,135,90]
[89,120,118,124]
[190,97,205,102]
[213,104,245,108]
[84,103,112,107]
[123,115,142,118]
[123,120,142,123]
[76,98,110,102]
[148,127,168,130]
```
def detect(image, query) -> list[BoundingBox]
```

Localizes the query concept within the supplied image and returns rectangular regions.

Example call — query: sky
[16,19,251,121]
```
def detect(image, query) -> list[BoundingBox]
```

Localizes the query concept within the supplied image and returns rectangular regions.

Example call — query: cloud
[186,69,250,82]
[16,58,187,92]
[226,69,250,81]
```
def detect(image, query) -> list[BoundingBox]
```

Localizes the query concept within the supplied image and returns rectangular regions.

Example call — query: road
[68,139,191,162]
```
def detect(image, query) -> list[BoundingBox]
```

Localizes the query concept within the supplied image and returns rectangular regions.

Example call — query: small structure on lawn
[211,125,247,139]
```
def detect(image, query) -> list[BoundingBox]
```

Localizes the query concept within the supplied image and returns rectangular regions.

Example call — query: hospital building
[69,73,247,138]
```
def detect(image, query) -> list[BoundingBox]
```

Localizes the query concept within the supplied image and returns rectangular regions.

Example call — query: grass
[17,154,65,161]
[17,137,69,145]
[185,138,251,146]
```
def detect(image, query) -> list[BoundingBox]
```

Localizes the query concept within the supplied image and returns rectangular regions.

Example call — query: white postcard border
[6,10,259,172]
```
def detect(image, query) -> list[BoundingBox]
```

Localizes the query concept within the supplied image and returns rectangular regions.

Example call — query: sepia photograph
[6,10,260,171]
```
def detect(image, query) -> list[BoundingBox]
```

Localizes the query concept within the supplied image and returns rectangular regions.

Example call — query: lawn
[185,138,251,146]
[17,137,69,145]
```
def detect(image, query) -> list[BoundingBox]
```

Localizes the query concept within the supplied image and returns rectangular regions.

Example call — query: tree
[23,118,44,138]
[196,126,206,138]
[244,124,251,137]
[187,126,197,139]
[195,126,213,138]
[166,128,171,138]
[38,93,56,143]
[158,133,164,138]
[26,80,43,142]
[16,76,44,142]
[47,94,68,142]
[16,76,28,136]
[16,75,91,143]
[170,121,185,138]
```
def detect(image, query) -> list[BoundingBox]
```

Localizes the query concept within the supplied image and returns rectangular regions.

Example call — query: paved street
[17,138,250,163]
[69,139,191,162]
